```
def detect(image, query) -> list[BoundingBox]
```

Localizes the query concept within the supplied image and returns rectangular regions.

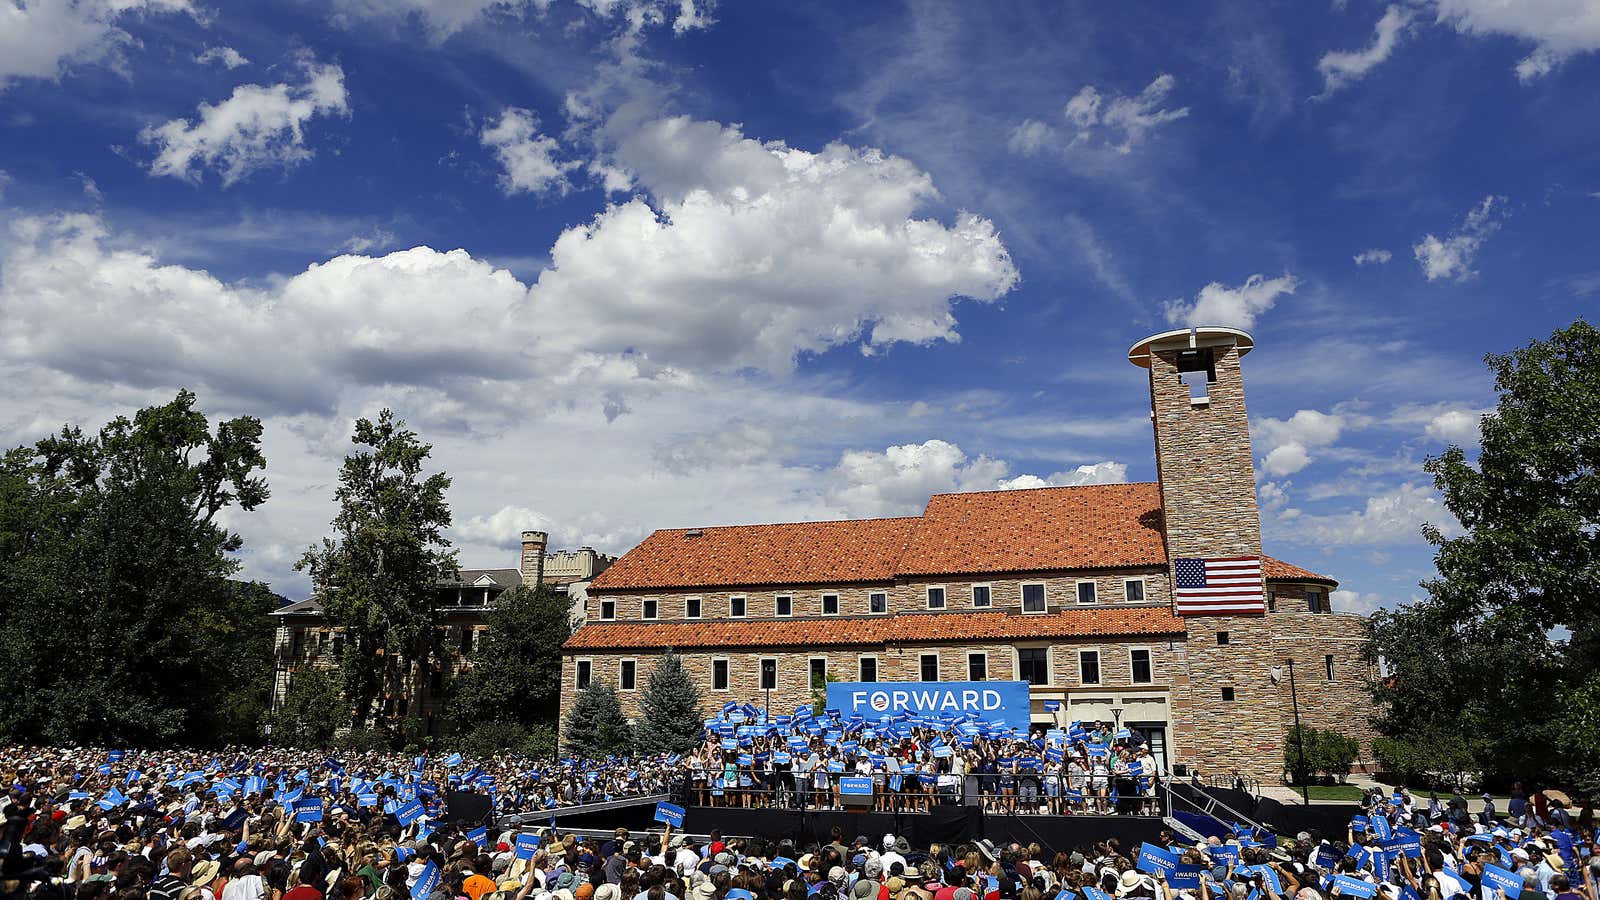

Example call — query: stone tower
[1128,326,1263,567]
[520,530,548,586]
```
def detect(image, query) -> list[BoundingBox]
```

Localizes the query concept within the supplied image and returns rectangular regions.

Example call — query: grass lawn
[1297,784,1366,801]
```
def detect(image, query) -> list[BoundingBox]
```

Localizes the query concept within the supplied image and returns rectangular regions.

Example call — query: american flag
[1173,556,1265,615]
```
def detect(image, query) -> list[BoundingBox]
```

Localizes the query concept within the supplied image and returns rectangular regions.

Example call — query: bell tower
[1128,326,1263,567]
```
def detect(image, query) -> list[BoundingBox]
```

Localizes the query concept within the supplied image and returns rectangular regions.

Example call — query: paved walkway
[1257,774,1506,813]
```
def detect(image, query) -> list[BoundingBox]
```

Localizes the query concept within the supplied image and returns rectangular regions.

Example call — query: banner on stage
[825,681,1033,730]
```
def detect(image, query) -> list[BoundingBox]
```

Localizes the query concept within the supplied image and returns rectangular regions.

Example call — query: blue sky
[1,0,1596,610]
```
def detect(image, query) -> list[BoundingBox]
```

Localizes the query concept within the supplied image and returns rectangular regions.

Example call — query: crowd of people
[1,742,1594,900]
[688,707,1160,815]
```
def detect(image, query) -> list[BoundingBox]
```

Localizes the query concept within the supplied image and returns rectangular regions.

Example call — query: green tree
[563,680,632,758]
[1370,319,1600,784]
[632,652,704,755]
[297,410,457,729]
[450,584,572,727]
[0,391,272,745]
[271,668,346,747]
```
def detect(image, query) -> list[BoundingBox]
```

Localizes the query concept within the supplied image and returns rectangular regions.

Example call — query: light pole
[1286,657,1309,806]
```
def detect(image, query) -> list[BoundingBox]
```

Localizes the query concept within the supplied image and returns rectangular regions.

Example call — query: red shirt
[285,885,323,900]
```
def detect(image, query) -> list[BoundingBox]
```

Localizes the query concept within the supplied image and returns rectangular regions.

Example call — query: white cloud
[1008,74,1188,157]
[195,46,250,69]
[0,0,197,90]
[1424,408,1482,445]
[1331,589,1387,615]
[1318,5,1412,95]
[537,115,1019,373]
[1353,248,1392,266]
[1413,195,1507,282]
[995,461,1127,491]
[1433,0,1600,81]
[823,440,1124,518]
[1163,272,1299,330]
[453,505,554,550]
[141,54,350,186]
[1258,480,1291,512]
[1255,409,1346,477]
[1285,483,1457,545]
[1262,443,1313,476]
[328,0,714,39]
[480,108,577,196]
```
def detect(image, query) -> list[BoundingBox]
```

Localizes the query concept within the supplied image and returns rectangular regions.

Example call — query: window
[330,633,344,657]
[1266,590,1277,613]
[859,656,878,682]
[926,587,946,610]
[822,593,839,615]
[459,627,474,655]
[972,585,991,608]
[1124,579,1146,603]
[809,657,828,689]
[967,652,988,681]
[1078,650,1101,686]
[575,659,592,690]
[776,594,792,617]
[291,629,305,658]
[1308,590,1325,613]
[685,596,701,619]
[1021,583,1047,614]
[760,658,778,691]
[642,599,658,620]
[869,592,887,614]
[1131,648,1153,684]
[729,596,746,618]
[1217,631,1230,646]
[600,600,616,621]
[1325,654,1336,682]
[1220,686,1235,702]
[1076,581,1098,604]
[712,658,730,691]
[1018,648,1049,685]
[620,659,637,691]
[920,653,939,682]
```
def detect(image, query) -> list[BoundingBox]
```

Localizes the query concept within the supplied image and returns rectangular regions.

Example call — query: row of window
[597,579,1151,622]
[572,647,1157,692]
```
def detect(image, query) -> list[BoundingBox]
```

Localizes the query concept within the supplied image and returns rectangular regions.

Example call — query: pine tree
[633,652,705,755]
[562,680,633,758]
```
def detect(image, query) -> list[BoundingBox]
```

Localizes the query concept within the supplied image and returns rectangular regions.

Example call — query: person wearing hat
[194,860,224,900]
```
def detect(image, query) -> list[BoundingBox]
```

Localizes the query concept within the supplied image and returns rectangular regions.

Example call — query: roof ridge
[653,515,923,532]
[925,481,1157,499]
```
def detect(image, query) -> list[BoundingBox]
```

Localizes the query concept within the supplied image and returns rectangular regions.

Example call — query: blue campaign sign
[1084,889,1113,900]
[1210,846,1241,866]
[294,798,324,823]
[1136,843,1179,877]
[653,801,686,828]
[1170,866,1203,890]
[410,861,439,900]
[1382,835,1421,859]
[1331,877,1377,899]
[514,833,542,859]
[840,777,874,795]
[467,827,487,847]
[1315,847,1340,871]
[393,799,425,826]
[826,681,1033,730]
[1481,864,1522,899]
[1369,816,1392,841]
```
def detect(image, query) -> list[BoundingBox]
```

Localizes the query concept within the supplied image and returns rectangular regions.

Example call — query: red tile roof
[587,517,920,591]
[896,482,1167,577]
[1262,555,1337,585]
[563,606,1186,651]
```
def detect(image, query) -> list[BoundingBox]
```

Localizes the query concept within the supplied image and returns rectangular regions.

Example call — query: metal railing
[683,772,1168,815]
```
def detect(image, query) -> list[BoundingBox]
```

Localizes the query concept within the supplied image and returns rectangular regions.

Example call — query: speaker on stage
[444,791,494,825]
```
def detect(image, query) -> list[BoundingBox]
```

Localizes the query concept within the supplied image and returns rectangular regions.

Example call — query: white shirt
[881,851,908,874]
[222,874,264,900]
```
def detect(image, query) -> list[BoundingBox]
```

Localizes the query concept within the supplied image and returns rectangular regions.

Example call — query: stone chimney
[520,530,548,586]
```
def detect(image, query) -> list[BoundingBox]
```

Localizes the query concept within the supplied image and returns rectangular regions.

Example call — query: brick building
[561,327,1380,781]
[270,532,614,732]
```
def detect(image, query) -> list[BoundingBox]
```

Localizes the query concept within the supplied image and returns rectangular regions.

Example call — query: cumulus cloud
[537,115,1019,373]
[824,440,1127,517]
[0,0,197,90]
[195,46,250,69]
[1433,0,1600,81]
[1008,74,1188,157]
[481,107,577,196]
[1317,5,1412,96]
[1413,195,1507,282]
[1285,483,1457,545]
[1255,409,1345,476]
[995,461,1128,491]
[1163,273,1298,330]
[453,505,555,549]
[1424,408,1482,445]
[1353,248,1392,266]
[1331,589,1387,615]
[141,54,350,186]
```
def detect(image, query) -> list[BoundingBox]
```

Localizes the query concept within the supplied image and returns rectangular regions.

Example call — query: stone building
[561,327,1380,781]
[270,532,614,733]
